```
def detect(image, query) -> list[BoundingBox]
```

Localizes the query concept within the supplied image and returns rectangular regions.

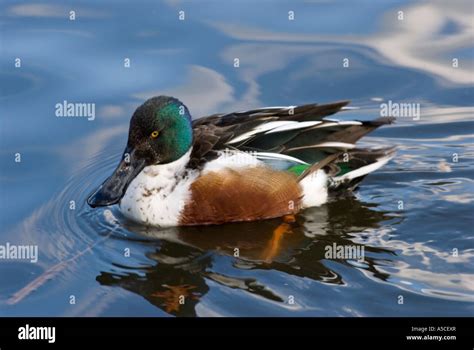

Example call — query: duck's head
[87,96,193,207]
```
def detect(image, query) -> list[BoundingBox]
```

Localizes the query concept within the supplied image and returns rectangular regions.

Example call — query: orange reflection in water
[151,284,200,314]
[262,216,295,263]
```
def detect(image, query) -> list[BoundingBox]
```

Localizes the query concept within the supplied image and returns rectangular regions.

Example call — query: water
[1,0,473,317]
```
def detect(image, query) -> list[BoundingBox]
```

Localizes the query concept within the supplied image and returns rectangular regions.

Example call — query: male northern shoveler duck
[87,96,395,227]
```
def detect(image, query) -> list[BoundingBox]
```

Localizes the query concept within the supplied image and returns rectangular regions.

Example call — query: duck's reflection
[96,195,397,316]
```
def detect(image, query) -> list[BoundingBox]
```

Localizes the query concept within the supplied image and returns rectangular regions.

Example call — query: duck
[87,96,395,227]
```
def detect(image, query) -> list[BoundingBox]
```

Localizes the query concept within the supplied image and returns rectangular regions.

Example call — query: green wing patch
[287,164,310,176]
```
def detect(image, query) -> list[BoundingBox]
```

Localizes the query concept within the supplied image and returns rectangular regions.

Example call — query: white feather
[288,142,355,150]
[227,121,295,144]
[336,121,363,125]
[256,152,309,165]
[312,120,362,128]
[334,154,392,181]
[310,142,355,149]
[265,121,322,134]
[299,170,328,208]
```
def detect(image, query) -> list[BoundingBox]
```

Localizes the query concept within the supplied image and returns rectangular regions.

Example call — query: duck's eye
[150,130,159,138]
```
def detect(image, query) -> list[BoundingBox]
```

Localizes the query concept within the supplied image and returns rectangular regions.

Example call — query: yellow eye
[151,130,159,138]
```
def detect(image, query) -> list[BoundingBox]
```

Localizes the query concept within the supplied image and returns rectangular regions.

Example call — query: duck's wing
[190,101,394,169]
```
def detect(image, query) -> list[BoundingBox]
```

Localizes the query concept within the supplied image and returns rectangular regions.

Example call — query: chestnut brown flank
[179,167,303,225]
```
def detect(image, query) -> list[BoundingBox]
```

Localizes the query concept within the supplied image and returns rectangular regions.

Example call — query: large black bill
[87,147,147,208]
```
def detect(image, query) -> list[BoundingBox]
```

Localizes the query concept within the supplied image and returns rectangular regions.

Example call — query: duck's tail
[292,115,396,192]
[324,146,396,191]
[295,146,395,209]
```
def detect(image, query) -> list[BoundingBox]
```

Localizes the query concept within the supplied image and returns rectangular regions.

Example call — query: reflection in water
[97,196,395,316]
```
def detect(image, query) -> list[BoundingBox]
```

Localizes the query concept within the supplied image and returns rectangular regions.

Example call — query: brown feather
[179,167,303,225]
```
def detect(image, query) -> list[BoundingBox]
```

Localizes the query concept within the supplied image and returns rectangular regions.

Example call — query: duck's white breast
[119,149,198,226]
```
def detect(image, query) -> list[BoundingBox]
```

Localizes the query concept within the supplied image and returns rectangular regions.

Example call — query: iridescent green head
[128,96,193,164]
[87,96,193,207]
